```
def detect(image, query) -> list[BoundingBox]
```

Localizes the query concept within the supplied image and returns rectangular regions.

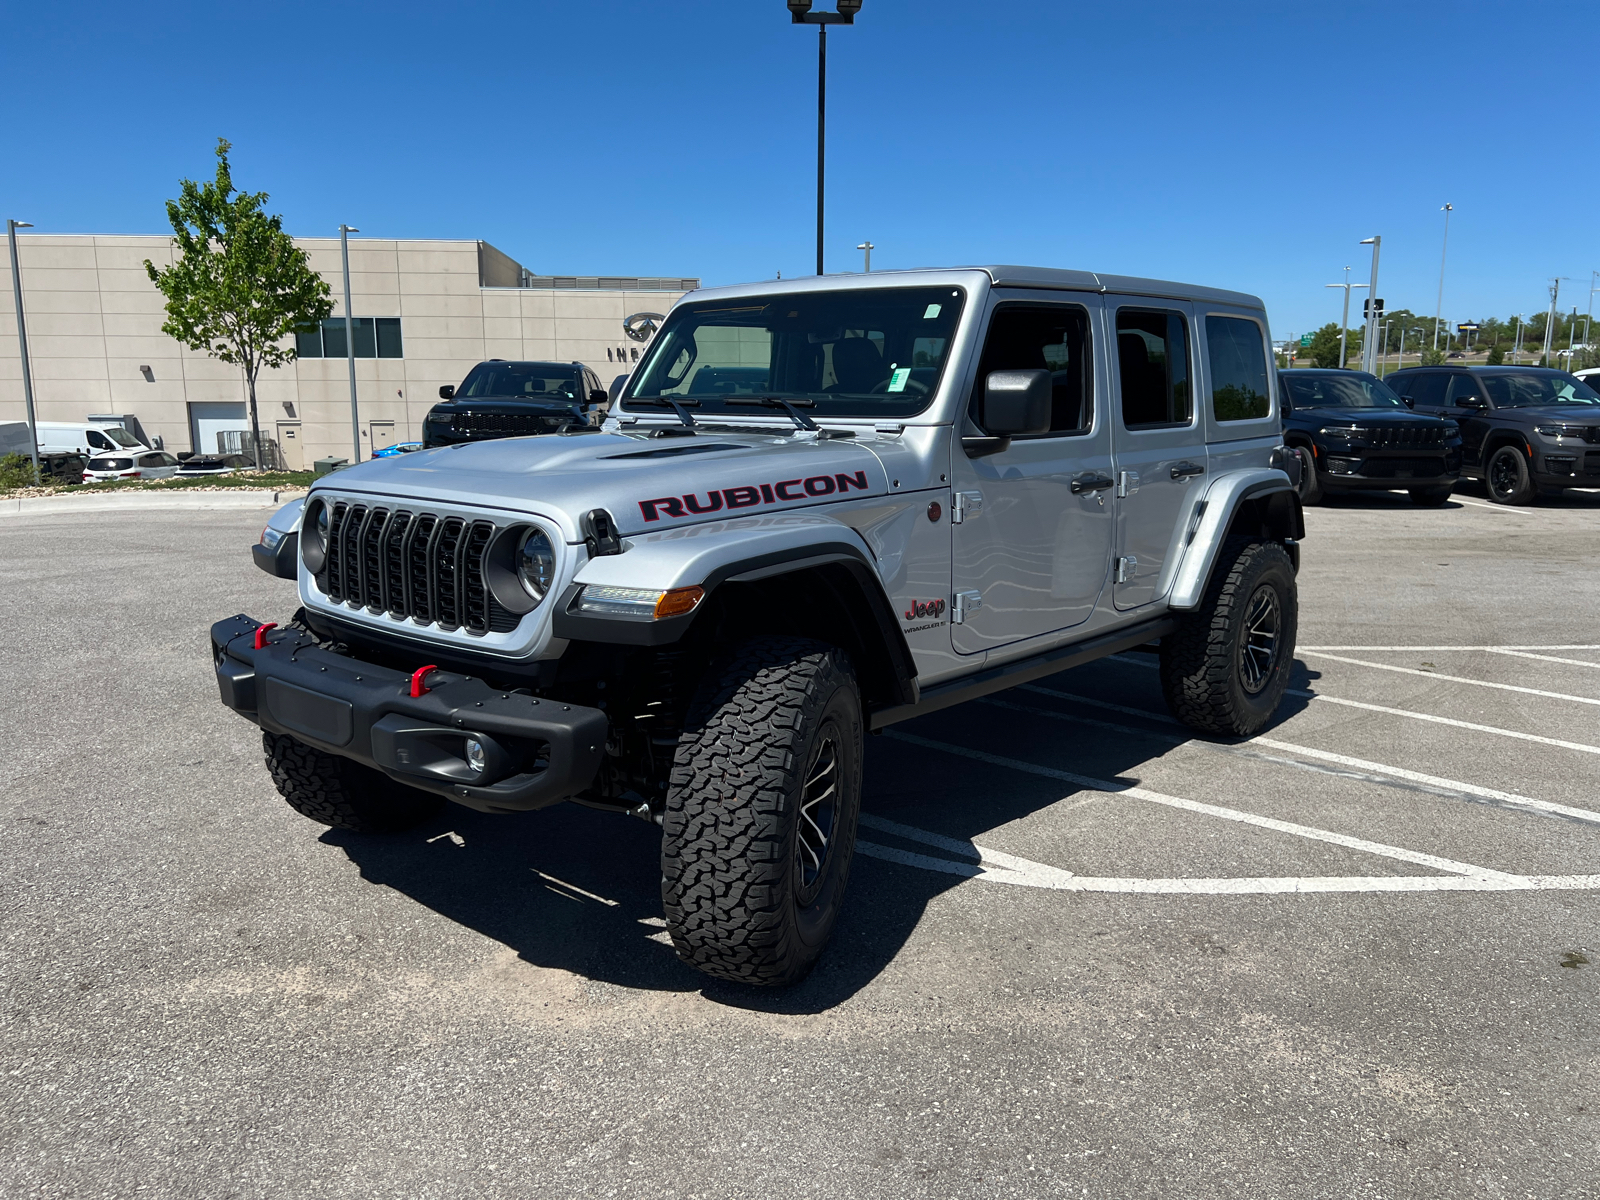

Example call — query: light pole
[340,224,361,463]
[1541,278,1564,367]
[1395,320,1405,371]
[1433,202,1453,350]
[1325,268,1367,369]
[856,241,873,272]
[1379,318,1390,375]
[1359,235,1382,373]
[788,1,862,276]
[5,219,39,475]
[1512,314,1523,365]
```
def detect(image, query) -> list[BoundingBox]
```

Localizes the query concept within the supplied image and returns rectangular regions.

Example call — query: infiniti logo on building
[623,312,665,343]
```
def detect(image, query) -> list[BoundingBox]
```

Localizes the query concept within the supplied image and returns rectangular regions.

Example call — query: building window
[295,317,403,359]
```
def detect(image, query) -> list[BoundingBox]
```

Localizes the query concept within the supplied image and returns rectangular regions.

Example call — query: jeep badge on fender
[220,266,1303,988]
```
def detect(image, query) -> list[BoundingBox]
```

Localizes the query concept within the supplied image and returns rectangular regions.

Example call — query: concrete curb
[0,489,306,517]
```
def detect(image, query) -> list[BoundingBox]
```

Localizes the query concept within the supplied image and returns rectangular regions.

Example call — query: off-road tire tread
[1160,537,1297,737]
[662,636,859,987]
[263,732,442,832]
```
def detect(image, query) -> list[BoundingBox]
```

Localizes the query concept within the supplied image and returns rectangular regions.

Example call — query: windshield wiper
[627,397,700,428]
[723,395,819,432]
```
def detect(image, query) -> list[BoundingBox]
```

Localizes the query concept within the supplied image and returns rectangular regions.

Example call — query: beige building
[0,234,697,467]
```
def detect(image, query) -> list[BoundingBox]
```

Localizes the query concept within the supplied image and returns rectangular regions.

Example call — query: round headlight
[517,529,555,602]
[301,499,330,573]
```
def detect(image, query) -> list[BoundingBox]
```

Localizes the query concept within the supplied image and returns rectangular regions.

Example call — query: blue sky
[2,0,1596,335]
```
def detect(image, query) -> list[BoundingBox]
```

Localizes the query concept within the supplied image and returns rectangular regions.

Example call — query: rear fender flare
[1167,469,1303,610]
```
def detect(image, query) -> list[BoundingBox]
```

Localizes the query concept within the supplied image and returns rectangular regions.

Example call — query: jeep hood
[312,429,894,541]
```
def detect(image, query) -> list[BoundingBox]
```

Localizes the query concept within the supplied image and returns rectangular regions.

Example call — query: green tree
[1486,344,1504,365]
[145,139,332,466]
[1307,322,1344,368]
[1421,347,1445,366]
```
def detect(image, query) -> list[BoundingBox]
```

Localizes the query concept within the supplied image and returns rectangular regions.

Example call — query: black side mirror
[982,369,1052,436]
[589,389,608,405]
[1401,395,1414,408]
[1456,393,1487,409]
[438,384,455,400]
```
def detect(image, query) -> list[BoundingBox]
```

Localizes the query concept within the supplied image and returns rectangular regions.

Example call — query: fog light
[1326,457,1357,475]
[465,738,486,773]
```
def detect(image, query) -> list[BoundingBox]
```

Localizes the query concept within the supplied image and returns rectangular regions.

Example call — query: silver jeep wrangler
[218,267,1303,986]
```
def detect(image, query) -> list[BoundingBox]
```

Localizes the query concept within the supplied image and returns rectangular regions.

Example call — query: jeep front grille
[1362,425,1446,448]
[318,501,520,635]
[452,411,573,437]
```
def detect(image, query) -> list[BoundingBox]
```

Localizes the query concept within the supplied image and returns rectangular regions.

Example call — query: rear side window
[1117,309,1191,428]
[971,303,1093,435]
[1206,316,1271,422]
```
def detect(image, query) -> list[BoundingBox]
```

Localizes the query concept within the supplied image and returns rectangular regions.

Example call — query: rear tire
[1160,538,1298,737]
[263,733,444,832]
[662,636,863,987]
[1296,446,1325,505]
[1485,445,1536,505]
[1408,485,1453,506]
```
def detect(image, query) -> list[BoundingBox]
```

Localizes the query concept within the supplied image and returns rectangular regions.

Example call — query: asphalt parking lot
[4,488,1599,1200]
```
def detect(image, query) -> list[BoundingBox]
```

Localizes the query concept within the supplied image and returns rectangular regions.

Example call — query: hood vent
[602,442,745,460]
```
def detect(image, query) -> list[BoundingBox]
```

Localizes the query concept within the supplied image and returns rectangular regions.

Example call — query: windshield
[88,457,133,471]
[456,362,582,402]
[1282,373,1406,409]
[624,286,966,419]
[1480,372,1600,407]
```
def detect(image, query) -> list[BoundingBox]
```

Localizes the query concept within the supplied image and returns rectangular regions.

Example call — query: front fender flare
[1166,468,1301,611]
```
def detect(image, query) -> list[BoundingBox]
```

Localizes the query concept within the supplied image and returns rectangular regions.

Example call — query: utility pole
[1325,268,1368,369]
[340,224,361,464]
[856,241,873,272]
[1541,279,1563,366]
[5,219,39,475]
[1360,236,1382,373]
[1512,314,1523,365]
[1433,202,1453,350]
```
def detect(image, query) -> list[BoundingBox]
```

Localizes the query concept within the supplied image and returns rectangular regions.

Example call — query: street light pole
[1433,202,1453,351]
[1325,268,1367,369]
[340,224,361,464]
[1586,270,1598,354]
[1541,278,1562,366]
[789,1,862,276]
[857,241,873,272]
[1360,235,1381,373]
[1512,314,1523,365]
[5,219,39,475]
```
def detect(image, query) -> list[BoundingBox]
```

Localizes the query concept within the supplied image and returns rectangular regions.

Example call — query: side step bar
[868,616,1178,731]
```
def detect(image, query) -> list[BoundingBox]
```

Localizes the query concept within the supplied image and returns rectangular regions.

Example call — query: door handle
[1170,461,1206,480]
[1071,472,1115,494]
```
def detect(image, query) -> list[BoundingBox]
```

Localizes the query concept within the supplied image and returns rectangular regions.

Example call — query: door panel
[949,295,1114,655]
[1108,300,1207,610]
[188,401,248,457]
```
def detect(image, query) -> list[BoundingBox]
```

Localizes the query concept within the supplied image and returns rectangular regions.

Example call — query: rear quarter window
[1206,316,1271,422]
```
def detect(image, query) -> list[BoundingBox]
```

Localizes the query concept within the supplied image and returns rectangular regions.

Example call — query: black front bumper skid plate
[210,615,607,814]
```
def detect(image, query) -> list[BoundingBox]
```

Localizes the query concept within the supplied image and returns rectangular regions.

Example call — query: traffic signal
[1363,298,1385,318]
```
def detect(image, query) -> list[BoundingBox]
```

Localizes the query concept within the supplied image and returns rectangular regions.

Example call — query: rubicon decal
[640,470,871,522]
[904,598,945,621]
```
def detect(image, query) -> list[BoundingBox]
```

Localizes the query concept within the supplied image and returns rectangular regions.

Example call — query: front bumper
[210,615,607,814]
[1316,445,1462,489]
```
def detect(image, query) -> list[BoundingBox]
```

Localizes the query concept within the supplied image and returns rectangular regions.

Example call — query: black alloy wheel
[1237,584,1282,696]
[796,731,840,906]
[1485,445,1535,505]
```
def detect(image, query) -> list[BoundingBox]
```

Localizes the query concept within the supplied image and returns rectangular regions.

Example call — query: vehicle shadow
[326,654,1319,1014]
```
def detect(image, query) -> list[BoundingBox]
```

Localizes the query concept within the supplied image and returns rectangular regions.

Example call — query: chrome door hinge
[1116,470,1140,498]
[952,589,984,624]
[951,491,983,524]
[1115,555,1139,584]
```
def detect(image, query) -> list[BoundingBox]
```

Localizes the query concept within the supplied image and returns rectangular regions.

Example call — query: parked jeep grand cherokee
[423,360,610,448]
[1385,365,1600,504]
[1279,369,1462,505]
[220,267,1304,987]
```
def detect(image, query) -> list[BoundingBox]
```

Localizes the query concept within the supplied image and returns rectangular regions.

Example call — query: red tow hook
[410,664,440,698]
[253,622,278,650]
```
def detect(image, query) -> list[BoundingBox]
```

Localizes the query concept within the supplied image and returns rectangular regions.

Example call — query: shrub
[0,453,39,490]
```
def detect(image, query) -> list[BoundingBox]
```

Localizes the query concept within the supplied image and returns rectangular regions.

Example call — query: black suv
[423,360,610,448]
[1279,369,1463,505]
[1385,365,1600,504]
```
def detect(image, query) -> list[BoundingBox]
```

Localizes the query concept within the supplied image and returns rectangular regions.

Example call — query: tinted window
[972,304,1092,435]
[1206,317,1271,421]
[295,323,322,358]
[89,457,133,471]
[627,287,966,419]
[1117,309,1191,427]
[306,317,403,359]
[139,454,165,467]
[1480,372,1600,407]
[1398,372,1447,408]
[375,317,403,359]
[1445,375,1485,407]
[1281,373,1405,409]
[86,430,114,450]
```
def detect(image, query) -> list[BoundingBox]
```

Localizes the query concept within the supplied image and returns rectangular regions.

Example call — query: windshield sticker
[923,304,941,319]
[887,367,911,393]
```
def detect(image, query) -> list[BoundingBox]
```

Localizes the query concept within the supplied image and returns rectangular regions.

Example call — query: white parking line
[1286,690,1600,757]
[1456,498,1537,514]
[1006,688,1600,826]
[1485,648,1600,669]
[1297,651,1600,707]
[870,734,1600,895]
[882,730,1524,881]
[1298,645,1600,652]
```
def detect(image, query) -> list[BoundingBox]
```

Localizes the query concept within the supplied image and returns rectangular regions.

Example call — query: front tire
[263,733,444,832]
[1485,445,1536,505]
[1296,446,1325,505]
[1160,538,1298,737]
[662,637,864,987]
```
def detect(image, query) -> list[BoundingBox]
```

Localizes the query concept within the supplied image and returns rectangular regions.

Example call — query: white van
[32,422,150,456]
